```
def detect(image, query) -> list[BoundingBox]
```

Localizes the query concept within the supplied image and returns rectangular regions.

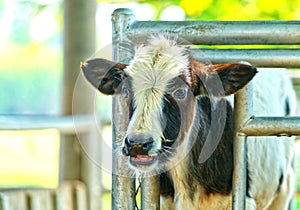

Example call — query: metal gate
[111,8,300,210]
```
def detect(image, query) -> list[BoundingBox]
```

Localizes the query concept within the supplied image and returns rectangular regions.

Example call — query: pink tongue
[133,155,153,162]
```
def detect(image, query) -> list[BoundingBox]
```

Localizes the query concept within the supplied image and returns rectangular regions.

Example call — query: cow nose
[122,137,154,156]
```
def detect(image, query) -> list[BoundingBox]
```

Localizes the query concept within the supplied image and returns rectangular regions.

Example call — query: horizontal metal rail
[0,115,95,134]
[127,20,300,45]
[241,116,300,136]
[1,115,298,136]
[191,49,300,68]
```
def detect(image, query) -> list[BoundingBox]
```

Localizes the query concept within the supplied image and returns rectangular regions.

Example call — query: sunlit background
[0,0,299,209]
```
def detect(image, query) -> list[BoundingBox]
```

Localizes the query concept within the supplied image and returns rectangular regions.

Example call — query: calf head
[81,37,257,173]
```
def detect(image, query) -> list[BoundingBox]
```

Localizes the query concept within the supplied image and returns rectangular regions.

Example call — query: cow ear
[81,58,127,95]
[211,63,257,96]
[190,59,257,96]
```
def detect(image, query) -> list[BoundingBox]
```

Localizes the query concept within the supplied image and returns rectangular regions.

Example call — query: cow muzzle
[122,136,158,166]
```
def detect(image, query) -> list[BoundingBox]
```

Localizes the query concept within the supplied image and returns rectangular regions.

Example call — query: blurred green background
[0,0,299,208]
[1,0,300,114]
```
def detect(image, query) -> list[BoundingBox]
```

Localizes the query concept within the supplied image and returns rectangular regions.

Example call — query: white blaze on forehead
[124,37,189,132]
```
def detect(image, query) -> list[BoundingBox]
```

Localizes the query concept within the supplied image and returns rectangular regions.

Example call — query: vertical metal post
[232,82,253,210]
[141,176,160,210]
[111,9,160,209]
[111,8,136,210]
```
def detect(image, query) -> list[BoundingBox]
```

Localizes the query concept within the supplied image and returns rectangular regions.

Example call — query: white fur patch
[246,68,296,209]
[124,36,189,135]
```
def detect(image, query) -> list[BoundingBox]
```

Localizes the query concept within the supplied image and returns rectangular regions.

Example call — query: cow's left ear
[81,58,127,95]
[190,59,257,96]
[211,63,257,96]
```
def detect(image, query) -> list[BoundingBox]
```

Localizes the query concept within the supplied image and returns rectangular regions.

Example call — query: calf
[81,36,295,209]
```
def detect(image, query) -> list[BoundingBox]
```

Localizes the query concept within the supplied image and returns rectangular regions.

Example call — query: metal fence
[0,181,88,210]
[111,8,300,210]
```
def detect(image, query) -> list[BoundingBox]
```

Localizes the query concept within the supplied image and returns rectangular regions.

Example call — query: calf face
[81,37,257,173]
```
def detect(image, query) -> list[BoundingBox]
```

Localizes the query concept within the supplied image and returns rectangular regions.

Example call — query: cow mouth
[130,155,157,166]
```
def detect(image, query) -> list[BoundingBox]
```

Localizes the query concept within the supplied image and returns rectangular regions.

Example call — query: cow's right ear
[81,58,127,95]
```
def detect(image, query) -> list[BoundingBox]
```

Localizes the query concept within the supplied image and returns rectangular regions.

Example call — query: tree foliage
[105,0,300,20]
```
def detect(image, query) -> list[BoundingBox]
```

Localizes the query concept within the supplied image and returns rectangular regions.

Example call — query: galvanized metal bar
[241,116,300,136]
[111,96,136,210]
[232,83,253,210]
[127,20,300,45]
[0,115,94,134]
[191,48,300,68]
[232,135,247,209]
[111,8,136,210]
[141,176,160,210]
[112,8,161,210]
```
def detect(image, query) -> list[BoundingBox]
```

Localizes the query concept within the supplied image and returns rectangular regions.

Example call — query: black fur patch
[285,97,291,116]
[276,170,284,195]
[160,172,175,197]
[190,97,234,195]
[162,94,181,148]
[246,147,252,197]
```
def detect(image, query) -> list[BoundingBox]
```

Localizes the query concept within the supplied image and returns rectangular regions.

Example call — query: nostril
[123,138,131,156]
[122,146,129,156]
[142,140,154,151]
[125,137,131,146]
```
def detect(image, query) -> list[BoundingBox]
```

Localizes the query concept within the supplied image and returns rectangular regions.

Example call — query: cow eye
[173,88,187,99]
[122,86,129,98]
